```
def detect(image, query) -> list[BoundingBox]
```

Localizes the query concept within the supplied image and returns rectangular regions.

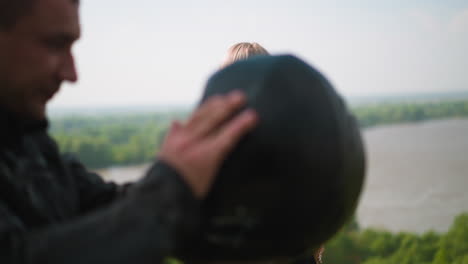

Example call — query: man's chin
[22,103,47,121]
[33,105,47,120]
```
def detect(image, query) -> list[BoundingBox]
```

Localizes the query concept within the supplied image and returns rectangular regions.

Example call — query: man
[0,0,257,263]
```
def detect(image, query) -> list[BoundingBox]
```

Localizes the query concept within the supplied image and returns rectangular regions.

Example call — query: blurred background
[48,1,468,263]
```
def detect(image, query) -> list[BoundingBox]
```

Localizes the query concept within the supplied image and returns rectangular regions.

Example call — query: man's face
[0,0,80,120]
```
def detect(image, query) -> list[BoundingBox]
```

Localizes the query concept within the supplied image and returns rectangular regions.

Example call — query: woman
[221,42,325,264]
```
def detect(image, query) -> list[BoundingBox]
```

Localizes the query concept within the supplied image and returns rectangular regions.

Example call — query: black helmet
[176,55,365,261]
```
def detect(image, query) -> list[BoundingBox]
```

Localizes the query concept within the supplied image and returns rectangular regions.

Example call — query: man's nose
[59,51,78,83]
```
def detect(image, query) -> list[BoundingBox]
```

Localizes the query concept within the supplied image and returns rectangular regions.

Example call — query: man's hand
[158,90,258,199]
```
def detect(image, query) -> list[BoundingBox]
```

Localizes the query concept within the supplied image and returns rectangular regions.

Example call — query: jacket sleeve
[0,161,200,264]
[63,154,128,213]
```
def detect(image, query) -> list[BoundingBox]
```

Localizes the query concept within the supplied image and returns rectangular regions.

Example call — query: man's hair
[0,0,34,29]
[0,0,79,30]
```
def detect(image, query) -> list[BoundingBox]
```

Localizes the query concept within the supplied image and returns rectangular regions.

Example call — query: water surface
[98,118,468,233]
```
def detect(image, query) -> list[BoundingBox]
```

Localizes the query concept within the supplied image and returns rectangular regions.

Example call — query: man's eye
[44,38,68,51]
[48,41,65,50]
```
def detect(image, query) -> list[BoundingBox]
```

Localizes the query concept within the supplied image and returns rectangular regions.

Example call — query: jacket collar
[0,106,48,146]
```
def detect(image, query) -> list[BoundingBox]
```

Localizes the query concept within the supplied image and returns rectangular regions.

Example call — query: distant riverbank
[53,99,468,169]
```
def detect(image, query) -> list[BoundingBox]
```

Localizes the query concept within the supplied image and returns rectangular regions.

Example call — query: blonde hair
[222,42,269,67]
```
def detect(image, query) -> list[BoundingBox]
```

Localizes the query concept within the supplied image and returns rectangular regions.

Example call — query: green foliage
[49,111,187,169]
[433,213,468,264]
[49,99,468,169]
[352,100,468,128]
[324,213,468,264]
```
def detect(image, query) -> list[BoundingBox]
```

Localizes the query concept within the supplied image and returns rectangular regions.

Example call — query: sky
[49,0,468,109]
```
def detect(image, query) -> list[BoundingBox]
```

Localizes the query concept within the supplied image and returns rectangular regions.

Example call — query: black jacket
[0,107,200,263]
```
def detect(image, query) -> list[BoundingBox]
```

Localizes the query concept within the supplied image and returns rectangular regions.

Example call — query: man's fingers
[185,95,223,128]
[158,106,257,199]
[211,109,258,156]
[186,90,246,139]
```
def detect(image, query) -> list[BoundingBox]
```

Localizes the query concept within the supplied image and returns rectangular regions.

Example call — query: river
[97,118,468,233]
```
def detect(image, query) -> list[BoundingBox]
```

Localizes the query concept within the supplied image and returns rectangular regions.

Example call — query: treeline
[50,111,187,168]
[352,100,468,128]
[50,99,468,169]
[324,212,468,264]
